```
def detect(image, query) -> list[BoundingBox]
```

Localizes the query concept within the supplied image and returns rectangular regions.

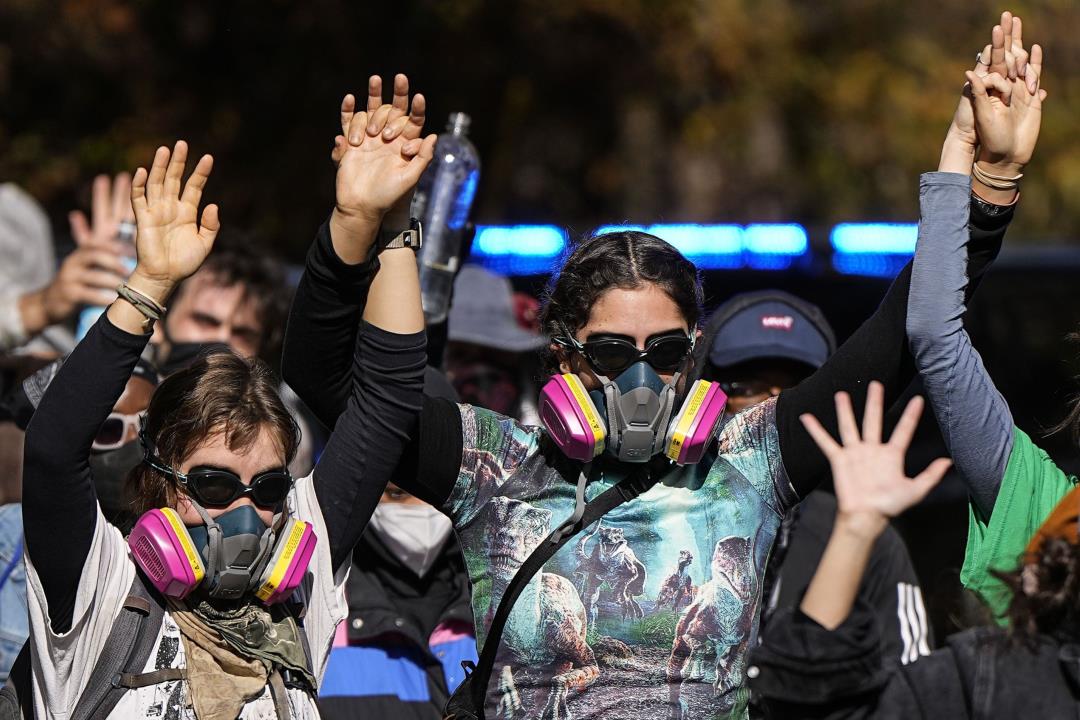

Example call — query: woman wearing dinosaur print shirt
[285,54,1020,719]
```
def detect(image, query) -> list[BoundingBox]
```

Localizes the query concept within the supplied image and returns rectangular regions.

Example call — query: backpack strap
[446,468,657,718]
[0,643,33,720]
[71,571,167,720]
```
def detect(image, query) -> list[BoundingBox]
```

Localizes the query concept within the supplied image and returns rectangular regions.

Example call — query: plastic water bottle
[412,113,480,325]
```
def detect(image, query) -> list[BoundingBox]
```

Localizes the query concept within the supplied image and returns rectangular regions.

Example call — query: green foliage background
[1,0,1076,260]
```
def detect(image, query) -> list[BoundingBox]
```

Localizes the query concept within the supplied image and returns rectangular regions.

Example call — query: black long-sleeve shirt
[23,309,424,633]
[283,203,1011,505]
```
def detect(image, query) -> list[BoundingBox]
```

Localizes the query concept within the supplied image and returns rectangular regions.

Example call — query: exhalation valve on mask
[539,360,727,466]
[128,502,317,604]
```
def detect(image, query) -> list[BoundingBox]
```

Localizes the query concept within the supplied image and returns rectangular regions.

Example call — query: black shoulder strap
[0,643,33,720]
[71,571,167,720]
[459,470,657,712]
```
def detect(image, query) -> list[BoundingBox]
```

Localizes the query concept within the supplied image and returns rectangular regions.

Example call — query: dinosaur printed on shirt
[666,535,757,718]
[573,521,648,624]
[484,496,599,720]
[656,549,695,614]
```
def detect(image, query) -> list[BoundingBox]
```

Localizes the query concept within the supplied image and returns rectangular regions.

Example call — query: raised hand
[68,173,136,256]
[128,141,220,302]
[330,73,437,250]
[967,42,1045,174]
[799,382,951,538]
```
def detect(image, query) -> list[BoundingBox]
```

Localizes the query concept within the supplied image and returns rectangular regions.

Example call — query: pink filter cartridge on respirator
[539,374,606,463]
[668,381,728,466]
[128,508,206,599]
[256,520,317,605]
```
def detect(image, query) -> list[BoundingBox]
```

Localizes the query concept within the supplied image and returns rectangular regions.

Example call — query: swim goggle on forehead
[552,324,695,376]
[142,443,294,508]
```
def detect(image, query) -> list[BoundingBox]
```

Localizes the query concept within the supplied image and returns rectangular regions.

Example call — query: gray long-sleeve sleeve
[907,172,1014,520]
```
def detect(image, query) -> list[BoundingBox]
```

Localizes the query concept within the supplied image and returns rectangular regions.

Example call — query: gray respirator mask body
[588,361,682,463]
[186,502,281,601]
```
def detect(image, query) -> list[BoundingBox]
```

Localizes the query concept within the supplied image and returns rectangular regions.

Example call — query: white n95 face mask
[367,503,454,578]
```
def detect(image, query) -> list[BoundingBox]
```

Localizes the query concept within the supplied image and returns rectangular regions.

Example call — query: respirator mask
[540,329,727,465]
[126,430,316,604]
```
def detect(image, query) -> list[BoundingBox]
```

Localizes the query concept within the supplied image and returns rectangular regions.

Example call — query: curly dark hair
[127,350,300,517]
[996,536,1080,644]
[538,231,703,375]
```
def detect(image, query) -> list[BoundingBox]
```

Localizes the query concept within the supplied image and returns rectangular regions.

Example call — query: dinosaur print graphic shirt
[443,397,795,720]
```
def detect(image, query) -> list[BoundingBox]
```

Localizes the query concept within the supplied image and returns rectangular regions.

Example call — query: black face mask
[89,440,143,528]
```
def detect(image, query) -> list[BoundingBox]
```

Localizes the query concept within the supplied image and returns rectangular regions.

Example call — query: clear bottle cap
[447,112,471,135]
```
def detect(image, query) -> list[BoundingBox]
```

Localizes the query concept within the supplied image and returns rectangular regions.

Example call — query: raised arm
[23,142,218,631]
[749,386,950,717]
[301,75,449,569]
[909,15,1046,519]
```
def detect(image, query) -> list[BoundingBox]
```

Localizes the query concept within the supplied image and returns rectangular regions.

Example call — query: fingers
[180,154,214,208]
[112,172,134,222]
[974,43,992,76]
[391,73,410,116]
[1013,15,1023,51]
[69,210,91,246]
[989,24,1006,76]
[1028,44,1043,94]
[862,381,884,443]
[910,458,953,502]
[331,135,347,165]
[982,71,1013,105]
[417,133,438,162]
[367,75,383,114]
[347,110,369,146]
[799,413,841,460]
[198,203,221,246]
[91,174,110,231]
[1001,11,1016,79]
[887,395,924,451]
[145,146,170,204]
[835,391,860,446]
[80,268,127,292]
[404,92,427,141]
[81,249,131,277]
[131,167,149,219]
[383,114,411,142]
[163,140,188,200]
[340,94,356,137]
[367,103,393,136]
[965,71,1004,117]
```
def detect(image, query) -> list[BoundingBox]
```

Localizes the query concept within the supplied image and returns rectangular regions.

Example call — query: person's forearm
[314,322,426,570]
[363,248,424,333]
[281,219,379,428]
[800,515,883,630]
[23,312,150,631]
[908,173,1014,518]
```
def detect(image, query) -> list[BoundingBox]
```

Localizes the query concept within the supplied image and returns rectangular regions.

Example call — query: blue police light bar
[470,225,568,275]
[830,223,918,277]
[470,223,810,275]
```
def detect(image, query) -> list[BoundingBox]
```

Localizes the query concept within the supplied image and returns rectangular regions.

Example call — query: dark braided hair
[539,231,703,375]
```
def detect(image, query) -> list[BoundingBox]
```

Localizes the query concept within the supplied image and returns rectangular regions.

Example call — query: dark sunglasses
[143,452,293,508]
[556,329,694,376]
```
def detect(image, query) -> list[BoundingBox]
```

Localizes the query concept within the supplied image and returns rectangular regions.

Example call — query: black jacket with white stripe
[749,609,1080,719]
[757,490,932,670]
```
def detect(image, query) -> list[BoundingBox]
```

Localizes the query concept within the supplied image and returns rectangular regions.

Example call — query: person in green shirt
[906,11,1069,622]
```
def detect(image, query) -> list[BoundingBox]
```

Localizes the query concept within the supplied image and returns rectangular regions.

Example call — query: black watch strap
[377,218,422,250]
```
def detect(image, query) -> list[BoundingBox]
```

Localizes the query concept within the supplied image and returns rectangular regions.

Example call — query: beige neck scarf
[169,598,314,720]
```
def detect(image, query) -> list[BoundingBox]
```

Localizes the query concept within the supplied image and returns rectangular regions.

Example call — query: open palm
[800,382,951,525]
[130,141,219,284]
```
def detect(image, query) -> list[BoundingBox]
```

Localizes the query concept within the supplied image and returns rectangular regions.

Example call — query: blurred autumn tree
[1,0,1078,260]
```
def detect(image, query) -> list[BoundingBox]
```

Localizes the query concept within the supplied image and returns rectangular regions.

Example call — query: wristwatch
[377,218,423,251]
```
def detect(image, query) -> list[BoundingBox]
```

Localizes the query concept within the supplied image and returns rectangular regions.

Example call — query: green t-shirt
[961,425,1079,622]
